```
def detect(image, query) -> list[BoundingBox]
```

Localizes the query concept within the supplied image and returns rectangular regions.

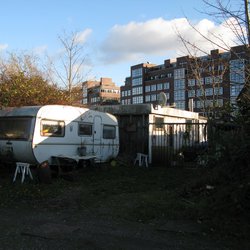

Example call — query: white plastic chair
[134,153,149,167]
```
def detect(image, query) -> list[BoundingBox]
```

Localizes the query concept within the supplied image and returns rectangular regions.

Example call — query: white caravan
[0,105,119,166]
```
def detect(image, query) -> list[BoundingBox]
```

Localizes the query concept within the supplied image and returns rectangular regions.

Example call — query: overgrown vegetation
[188,98,250,238]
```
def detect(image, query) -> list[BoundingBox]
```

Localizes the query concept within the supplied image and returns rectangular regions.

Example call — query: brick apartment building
[120,45,249,117]
[82,77,120,106]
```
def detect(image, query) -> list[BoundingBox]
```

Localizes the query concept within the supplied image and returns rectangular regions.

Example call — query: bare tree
[202,0,250,46]
[51,31,90,104]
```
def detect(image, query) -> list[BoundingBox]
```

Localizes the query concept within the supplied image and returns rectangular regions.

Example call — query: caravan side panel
[32,106,83,164]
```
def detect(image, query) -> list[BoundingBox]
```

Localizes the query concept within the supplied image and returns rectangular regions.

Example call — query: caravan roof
[0,105,90,121]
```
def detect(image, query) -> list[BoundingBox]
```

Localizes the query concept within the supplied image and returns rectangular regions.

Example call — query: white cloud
[75,29,92,44]
[0,43,8,51]
[100,17,239,64]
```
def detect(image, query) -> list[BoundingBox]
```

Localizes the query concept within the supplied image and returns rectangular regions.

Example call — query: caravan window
[41,120,65,137]
[0,117,33,140]
[103,125,116,139]
[78,123,92,136]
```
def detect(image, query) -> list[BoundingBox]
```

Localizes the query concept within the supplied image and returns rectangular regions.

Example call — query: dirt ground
[0,207,237,250]
[0,165,248,250]
[0,191,246,250]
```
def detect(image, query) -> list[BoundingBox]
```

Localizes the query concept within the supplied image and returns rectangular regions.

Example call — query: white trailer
[0,105,119,167]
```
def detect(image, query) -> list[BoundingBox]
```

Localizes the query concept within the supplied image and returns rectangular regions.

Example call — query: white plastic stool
[13,162,33,183]
[134,153,149,167]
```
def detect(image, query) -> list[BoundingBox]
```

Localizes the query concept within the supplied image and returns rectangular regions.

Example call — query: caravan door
[93,115,102,161]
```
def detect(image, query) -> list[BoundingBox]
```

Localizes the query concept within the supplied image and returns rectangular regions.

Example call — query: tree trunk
[245,0,250,45]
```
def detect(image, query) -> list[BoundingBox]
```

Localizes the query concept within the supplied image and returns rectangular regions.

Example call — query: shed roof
[91,104,204,120]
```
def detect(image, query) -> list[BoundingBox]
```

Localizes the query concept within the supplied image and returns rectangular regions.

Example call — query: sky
[0,0,241,86]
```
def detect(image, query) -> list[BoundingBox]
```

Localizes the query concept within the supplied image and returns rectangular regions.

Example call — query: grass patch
[0,177,71,207]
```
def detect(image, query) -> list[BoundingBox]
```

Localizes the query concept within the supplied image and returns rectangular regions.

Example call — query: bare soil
[0,206,232,250]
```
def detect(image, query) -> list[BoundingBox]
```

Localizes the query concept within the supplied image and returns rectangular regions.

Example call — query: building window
[230,59,245,84]
[151,94,157,101]
[145,86,151,92]
[163,82,169,89]
[145,95,151,102]
[196,99,223,108]
[174,68,185,79]
[157,83,163,90]
[132,77,142,86]
[188,79,196,86]
[196,89,204,97]
[122,99,131,105]
[230,72,245,84]
[174,90,185,101]
[215,87,223,95]
[231,85,243,97]
[204,76,222,85]
[230,59,245,68]
[174,79,185,89]
[132,95,143,104]
[188,89,195,97]
[230,59,245,100]
[196,100,202,109]
[216,99,223,107]
[196,78,204,86]
[151,84,156,91]
[132,68,143,77]
[214,75,223,83]
[132,86,143,95]
[91,97,100,103]
[205,77,212,84]
[205,88,213,96]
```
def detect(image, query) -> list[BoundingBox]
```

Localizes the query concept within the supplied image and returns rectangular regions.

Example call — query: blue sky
[0,0,240,86]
